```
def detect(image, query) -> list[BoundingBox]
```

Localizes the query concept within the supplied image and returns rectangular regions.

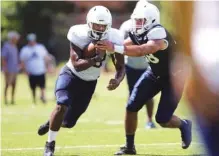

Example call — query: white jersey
[120,19,149,70]
[66,24,123,81]
[192,1,219,94]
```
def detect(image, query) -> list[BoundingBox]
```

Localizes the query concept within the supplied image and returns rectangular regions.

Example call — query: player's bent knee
[158,122,169,128]
[126,106,138,112]
[62,122,76,129]
[155,115,171,127]
[126,109,137,115]
[126,103,141,112]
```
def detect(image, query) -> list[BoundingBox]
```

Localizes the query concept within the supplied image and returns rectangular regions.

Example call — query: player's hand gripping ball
[83,42,106,59]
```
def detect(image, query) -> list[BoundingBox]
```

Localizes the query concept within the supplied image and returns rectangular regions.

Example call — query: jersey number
[145,54,159,64]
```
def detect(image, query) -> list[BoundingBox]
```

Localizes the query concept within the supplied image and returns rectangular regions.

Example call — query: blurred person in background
[120,18,156,129]
[20,33,50,104]
[171,1,219,156]
[1,31,20,105]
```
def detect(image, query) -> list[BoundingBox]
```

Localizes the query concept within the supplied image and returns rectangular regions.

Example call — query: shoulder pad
[147,27,167,40]
[67,25,89,49]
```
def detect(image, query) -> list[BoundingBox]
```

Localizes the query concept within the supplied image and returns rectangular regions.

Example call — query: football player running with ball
[38,6,125,156]
[95,3,192,155]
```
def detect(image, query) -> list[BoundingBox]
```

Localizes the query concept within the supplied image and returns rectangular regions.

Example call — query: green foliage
[1,1,27,40]
[159,2,176,35]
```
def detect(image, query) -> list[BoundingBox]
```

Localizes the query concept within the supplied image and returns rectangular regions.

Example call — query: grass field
[1,70,205,156]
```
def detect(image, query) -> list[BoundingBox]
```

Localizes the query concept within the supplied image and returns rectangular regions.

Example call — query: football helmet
[86,6,112,40]
[131,3,160,35]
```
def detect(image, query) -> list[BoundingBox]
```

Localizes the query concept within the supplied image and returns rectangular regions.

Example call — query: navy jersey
[129,24,176,78]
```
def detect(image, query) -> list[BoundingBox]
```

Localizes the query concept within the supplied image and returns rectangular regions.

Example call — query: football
[83,42,97,58]
[83,42,106,58]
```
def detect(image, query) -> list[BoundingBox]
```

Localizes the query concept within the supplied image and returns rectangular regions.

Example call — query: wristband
[114,45,124,54]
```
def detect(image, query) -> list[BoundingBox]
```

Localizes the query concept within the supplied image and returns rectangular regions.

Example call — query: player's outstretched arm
[107,53,125,91]
[123,40,166,56]
[95,39,167,56]
[70,42,101,72]
[113,53,125,83]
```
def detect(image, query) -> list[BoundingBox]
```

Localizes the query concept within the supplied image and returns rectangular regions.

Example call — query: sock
[48,130,58,143]
[126,134,135,148]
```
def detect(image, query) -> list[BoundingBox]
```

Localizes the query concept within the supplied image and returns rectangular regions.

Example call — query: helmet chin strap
[88,22,109,40]
[91,30,108,41]
[94,31,103,40]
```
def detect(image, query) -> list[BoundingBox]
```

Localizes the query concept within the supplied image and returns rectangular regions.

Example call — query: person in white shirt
[20,33,50,104]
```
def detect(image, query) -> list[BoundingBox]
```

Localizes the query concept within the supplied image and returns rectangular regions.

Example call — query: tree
[1,1,27,40]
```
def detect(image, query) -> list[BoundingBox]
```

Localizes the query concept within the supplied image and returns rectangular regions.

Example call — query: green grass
[1,71,205,156]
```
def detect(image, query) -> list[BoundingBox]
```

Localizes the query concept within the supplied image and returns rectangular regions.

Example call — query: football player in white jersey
[37,6,125,156]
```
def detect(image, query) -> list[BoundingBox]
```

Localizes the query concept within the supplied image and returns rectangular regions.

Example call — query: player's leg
[125,65,138,96]
[38,73,97,135]
[39,74,46,103]
[125,65,155,129]
[155,79,192,149]
[43,105,67,156]
[43,67,73,156]
[28,75,37,104]
[115,69,160,155]
[4,72,10,104]
[61,79,97,128]
[11,73,17,104]
[145,99,156,129]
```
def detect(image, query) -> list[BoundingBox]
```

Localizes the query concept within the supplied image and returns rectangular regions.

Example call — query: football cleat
[145,121,156,129]
[44,141,55,156]
[38,121,49,136]
[180,119,192,149]
[114,145,136,155]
